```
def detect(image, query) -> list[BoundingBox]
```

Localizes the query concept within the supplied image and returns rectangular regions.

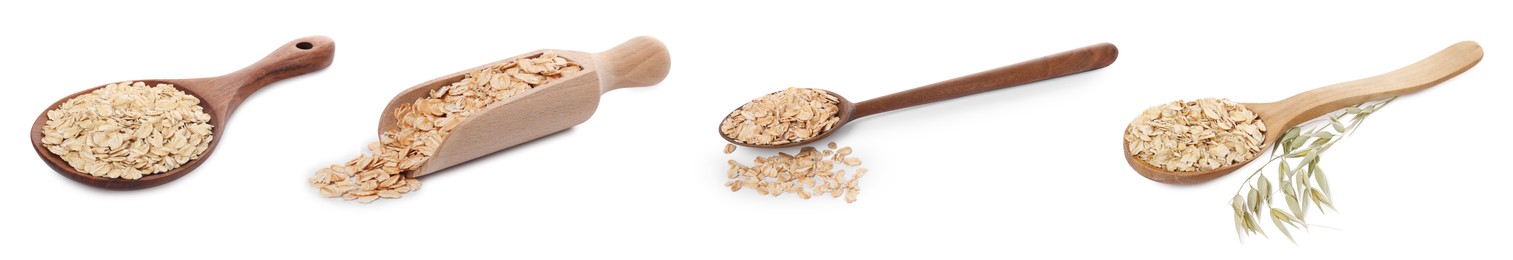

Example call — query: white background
[2,0,1508,258]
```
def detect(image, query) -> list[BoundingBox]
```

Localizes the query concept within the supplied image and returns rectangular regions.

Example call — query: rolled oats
[311,53,582,203]
[1125,98,1266,172]
[41,81,214,179]
[720,88,841,145]
[723,143,866,203]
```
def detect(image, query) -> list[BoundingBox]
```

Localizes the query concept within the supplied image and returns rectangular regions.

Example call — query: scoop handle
[1263,41,1482,130]
[214,36,336,111]
[849,43,1117,119]
[594,36,672,93]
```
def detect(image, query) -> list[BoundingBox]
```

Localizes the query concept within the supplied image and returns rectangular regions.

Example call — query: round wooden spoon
[30,36,336,190]
[721,43,1119,148]
[1125,41,1483,184]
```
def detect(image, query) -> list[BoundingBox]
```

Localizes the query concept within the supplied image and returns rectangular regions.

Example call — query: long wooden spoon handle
[850,43,1118,118]
[220,36,336,106]
[1265,41,1482,129]
[595,36,672,93]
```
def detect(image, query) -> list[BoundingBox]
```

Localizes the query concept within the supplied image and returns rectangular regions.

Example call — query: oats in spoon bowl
[719,87,841,146]
[40,81,214,180]
[1125,98,1266,172]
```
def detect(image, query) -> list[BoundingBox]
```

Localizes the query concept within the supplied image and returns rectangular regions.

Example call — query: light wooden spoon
[721,43,1119,148]
[382,36,671,178]
[1125,41,1483,184]
[31,36,336,190]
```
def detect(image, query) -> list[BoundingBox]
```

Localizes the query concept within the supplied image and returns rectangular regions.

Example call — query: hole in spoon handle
[851,43,1118,119]
[224,36,336,100]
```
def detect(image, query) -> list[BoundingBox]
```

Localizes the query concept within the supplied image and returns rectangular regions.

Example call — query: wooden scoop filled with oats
[310,36,670,202]
[1123,41,1483,184]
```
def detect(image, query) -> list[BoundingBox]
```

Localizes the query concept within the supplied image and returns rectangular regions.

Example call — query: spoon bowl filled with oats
[720,43,1119,148]
[1123,41,1482,184]
[308,36,670,202]
[30,36,335,190]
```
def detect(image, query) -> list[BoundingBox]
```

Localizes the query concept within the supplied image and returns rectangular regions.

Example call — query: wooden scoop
[721,43,1119,148]
[30,36,336,190]
[1125,41,1483,184]
[381,36,671,178]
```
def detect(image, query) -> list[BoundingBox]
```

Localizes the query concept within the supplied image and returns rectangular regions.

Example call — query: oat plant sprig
[1229,97,1394,243]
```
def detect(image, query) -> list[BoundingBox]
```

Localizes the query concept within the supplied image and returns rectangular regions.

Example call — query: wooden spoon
[381,36,671,178]
[721,43,1119,148]
[1125,41,1483,184]
[30,36,336,190]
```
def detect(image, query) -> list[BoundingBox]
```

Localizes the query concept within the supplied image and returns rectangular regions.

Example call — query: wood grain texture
[724,43,1119,148]
[596,36,672,93]
[378,36,671,177]
[30,36,335,190]
[1127,41,1483,184]
[850,43,1118,119]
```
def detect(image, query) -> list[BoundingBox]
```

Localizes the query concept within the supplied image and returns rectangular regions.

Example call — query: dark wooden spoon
[722,43,1119,148]
[30,36,335,190]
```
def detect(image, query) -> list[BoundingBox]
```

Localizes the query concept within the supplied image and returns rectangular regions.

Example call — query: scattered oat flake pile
[41,81,213,179]
[725,142,866,203]
[720,87,840,146]
[311,53,582,203]
[1125,98,1266,172]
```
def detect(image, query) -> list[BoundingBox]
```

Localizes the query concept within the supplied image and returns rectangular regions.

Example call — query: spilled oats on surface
[310,53,582,203]
[1125,98,1266,172]
[724,142,866,203]
[40,81,213,179]
[720,87,840,146]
